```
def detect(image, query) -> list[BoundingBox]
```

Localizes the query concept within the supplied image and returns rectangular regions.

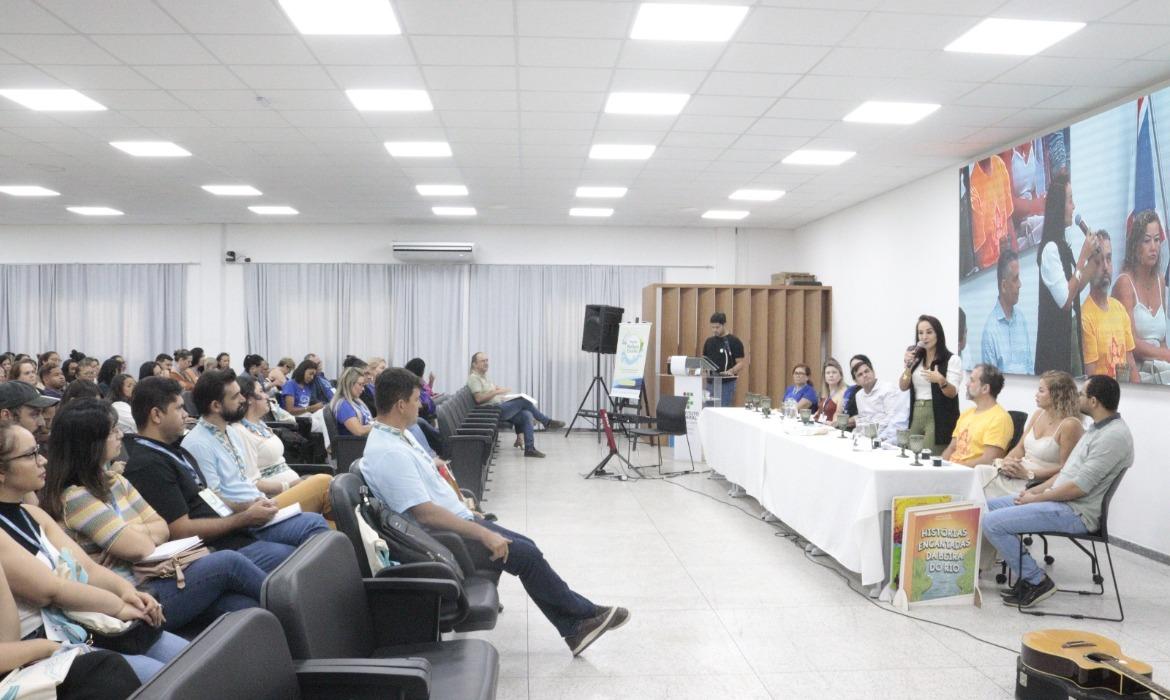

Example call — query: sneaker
[999,579,1025,599]
[605,606,630,630]
[524,448,546,458]
[546,419,565,430]
[564,606,622,656]
[1002,576,1056,608]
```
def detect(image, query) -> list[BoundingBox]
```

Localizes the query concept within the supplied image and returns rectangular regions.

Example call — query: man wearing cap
[0,381,59,446]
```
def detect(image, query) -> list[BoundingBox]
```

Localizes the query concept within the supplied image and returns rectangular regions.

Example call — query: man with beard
[941,363,1013,467]
[180,370,328,553]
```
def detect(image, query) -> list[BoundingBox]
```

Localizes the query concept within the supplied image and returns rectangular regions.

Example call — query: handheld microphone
[1074,213,1092,236]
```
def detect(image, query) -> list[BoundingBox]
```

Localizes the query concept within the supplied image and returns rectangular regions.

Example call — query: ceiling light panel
[0,186,60,197]
[605,92,690,115]
[433,206,476,216]
[843,101,940,125]
[782,149,855,166]
[346,89,432,112]
[416,184,468,196]
[110,141,191,157]
[702,209,749,220]
[576,186,628,198]
[589,144,656,160]
[630,4,749,42]
[203,185,262,196]
[0,89,106,111]
[67,206,122,216]
[385,141,452,158]
[278,0,401,35]
[729,189,784,201]
[249,205,298,215]
[944,18,1085,56]
[570,207,614,217]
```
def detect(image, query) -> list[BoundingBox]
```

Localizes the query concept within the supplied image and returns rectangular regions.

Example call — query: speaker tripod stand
[566,351,610,443]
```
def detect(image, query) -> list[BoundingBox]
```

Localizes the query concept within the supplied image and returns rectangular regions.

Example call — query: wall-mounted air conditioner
[391,241,475,262]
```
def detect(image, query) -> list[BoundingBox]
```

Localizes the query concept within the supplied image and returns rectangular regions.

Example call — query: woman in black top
[898,315,961,454]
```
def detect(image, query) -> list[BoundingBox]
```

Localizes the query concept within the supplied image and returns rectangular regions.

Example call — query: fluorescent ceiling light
[416,184,468,196]
[702,210,749,220]
[202,185,262,196]
[249,205,298,215]
[782,149,855,166]
[944,18,1085,56]
[576,186,628,199]
[630,3,749,42]
[278,0,400,35]
[346,89,432,112]
[589,144,655,160]
[605,92,690,115]
[110,141,191,157]
[385,141,452,158]
[570,207,614,218]
[67,206,122,216]
[730,189,784,202]
[843,101,940,125]
[0,185,60,197]
[0,89,106,111]
[433,206,476,216]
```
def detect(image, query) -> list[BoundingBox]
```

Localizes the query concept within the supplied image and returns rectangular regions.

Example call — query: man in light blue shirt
[182,369,329,549]
[981,249,1035,374]
[362,368,628,656]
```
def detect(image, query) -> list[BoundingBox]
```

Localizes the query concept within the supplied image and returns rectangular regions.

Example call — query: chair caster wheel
[1043,555,1055,565]
[1092,575,1104,585]
[995,574,1006,584]
[1023,536,1033,546]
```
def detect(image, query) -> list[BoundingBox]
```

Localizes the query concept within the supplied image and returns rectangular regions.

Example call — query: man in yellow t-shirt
[943,364,1013,466]
[1082,231,1140,382]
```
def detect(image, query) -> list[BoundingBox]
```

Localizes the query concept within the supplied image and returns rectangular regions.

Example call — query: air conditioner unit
[391,241,475,262]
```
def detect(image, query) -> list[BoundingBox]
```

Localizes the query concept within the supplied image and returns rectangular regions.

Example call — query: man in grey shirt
[983,375,1133,608]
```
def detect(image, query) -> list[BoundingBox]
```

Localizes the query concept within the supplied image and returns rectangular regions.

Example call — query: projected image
[959,90,1170,385]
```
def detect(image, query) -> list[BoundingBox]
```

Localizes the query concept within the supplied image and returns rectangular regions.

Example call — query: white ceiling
[1,0,1168,228]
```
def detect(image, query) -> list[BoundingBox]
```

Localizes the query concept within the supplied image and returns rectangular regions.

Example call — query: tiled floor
[453,432,1170,700]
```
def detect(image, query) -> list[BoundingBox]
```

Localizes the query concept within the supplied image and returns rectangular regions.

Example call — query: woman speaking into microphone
[898,315,962,455]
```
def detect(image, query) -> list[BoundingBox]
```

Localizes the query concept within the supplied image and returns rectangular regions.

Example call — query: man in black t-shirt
[701,312,746,407]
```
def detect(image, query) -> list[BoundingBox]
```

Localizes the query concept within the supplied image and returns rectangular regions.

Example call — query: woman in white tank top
[979,371,1084,500]
[1111,210,1170,384]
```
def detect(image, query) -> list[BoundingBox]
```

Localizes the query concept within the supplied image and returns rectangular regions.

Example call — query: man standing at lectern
[702,312,747,407]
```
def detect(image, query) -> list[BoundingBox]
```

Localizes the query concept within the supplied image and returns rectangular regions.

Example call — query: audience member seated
[169,349,199,392]
[107,374,137,435]
[362,369,628,656]
[813,358,846,423]
[941,364,1013,467]
[842,354,871,421]
[232,375,332,518]
[1112,210,1170,383]
[848,359,901,434]
[137,361,161,380]
[213,353,229,371]
[96,359,122,396]
[782,363,819,412]
[985,375,1133,608]
[39,362,66,399]
[899,315,962,455]
[123,377,320,573]
[181,371,330,541]
[61,356,80,384]
[76,358,99,383]
[341,355,375,413]
[8,359,37,387]
[467,352,563,459]
[0,421,186,682]
[189,348,205,375]
[404,358,444,452]
[0,355,12,381]
[242,353,271,394]
[41,399,265,634]
[979,371,1084,499]
[266,366,286,400]
[304,353,335,406]
[37,351,60,373]
[332,366,372,437]
[153,354,173,378]
[60,380,102,408]
[276,357,295,377]
[0,382,55,448]
[282,360,324,417]
[0,557,141,698]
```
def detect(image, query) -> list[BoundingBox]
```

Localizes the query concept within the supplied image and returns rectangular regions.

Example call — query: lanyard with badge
[134,438,233,517]
[0,509,77,641]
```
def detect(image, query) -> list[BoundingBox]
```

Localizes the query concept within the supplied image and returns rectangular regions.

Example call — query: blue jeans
[499,398,551,451]
[239,512,331,572]
[705,378,736,407]
[142,550,265,632]
[984,495,1087,584]
[120,630,188,682]
[470,519,597,637]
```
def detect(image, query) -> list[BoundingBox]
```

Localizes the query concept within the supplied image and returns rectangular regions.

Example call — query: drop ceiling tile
[956,83,1068,109]
[411,36,516,66]
[448,142,521,158]
[715,147,787,162]
[197,35,315,65]
[592,129,669,143]
[169,90,267,110]
[423,66,517,91]
[0,35,121,65]
[396,0,516,36]
[735,7,868,44]
[431,90,517,111]
[157,0,296,34]
[260,90,367,110]
[518,38,622,68]
[1107,61,1170,88]
[302,37,416,65]
[518,129,591,144]
[325,66,425,89]
[356,112,445,129]
[515,1,634,38]
[839,12,981,51]
[296,127,377,143]
[683,95,775,117]
[617,43,726,72]
[811,47,1020,83]
[0,64,61,86]
[672,114,756,134]
[736,134,812,151]
[85,89,190,110]
[122,110,215,128]
[136,66,247,90]
[279,111,367,128]
[1105,0,1170,24]
[786,74,977,102]
[38,0,186,33]
[610,69,707,93]
[92,35,218,64]
[517,67,612,92]
[520,111,597,130]
[992,0,1133,22]
[5,126,92,142]
[232,65,336,90]
[875,0,1003,13]
[0,1,75,32]
[699,72,801,97]
[441,111,519,129]
[1034,86,1131,111]
[748,118,833,138]
[38,65,157,89]
[201,110,291,127]
[518,91,605,112]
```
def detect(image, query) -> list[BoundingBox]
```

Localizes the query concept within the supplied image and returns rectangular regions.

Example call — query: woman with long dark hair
[898,315,962,454]
[1034,175,1100,375]
[108,373,138,434]
[96,358,123,396]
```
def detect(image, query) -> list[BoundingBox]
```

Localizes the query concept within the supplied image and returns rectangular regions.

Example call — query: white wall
[791,170,1170,557]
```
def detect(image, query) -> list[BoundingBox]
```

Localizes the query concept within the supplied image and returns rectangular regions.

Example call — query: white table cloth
[698,408,983,585]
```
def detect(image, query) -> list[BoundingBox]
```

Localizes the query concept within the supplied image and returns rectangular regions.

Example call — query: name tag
[198,488,233,517]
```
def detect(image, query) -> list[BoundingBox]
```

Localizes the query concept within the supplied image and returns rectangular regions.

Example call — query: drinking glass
[799,408,811,424]
[835,413,849,437]
[896,429,910,458]
[908,434,925,465]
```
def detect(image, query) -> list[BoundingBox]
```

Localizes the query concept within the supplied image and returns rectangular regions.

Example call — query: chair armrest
[287,463,334,477]
[425,530,479,578]
[375,561,462,582]
[295,659,430,700]
[363,577,464,645]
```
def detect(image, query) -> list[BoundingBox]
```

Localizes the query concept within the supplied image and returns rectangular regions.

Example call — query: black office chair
[625,395,693,474]
[1012,468,1128,622]
[1007,410,1028,452]
[130,608,431,700]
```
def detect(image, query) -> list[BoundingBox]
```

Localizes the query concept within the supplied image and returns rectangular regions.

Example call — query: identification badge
[198,488,233,517]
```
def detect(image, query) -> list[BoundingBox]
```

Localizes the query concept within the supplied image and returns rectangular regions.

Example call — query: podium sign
[672,375,704,462]
[611,323,652,400]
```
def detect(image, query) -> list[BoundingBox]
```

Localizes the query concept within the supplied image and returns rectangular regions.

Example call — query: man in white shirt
[849,360,903,433]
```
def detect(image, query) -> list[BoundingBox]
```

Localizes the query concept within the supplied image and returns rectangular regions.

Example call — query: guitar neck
[1101,658,1170,699]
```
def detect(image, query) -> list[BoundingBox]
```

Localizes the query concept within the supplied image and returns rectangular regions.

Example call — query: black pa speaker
[582,305,624,354]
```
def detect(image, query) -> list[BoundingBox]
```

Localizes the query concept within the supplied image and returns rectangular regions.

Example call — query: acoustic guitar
[1021,629,1170,698]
